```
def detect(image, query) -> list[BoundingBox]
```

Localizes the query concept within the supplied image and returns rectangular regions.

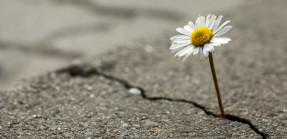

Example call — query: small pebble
[129,88,141,95]
[192,78,200,84]
[133,124,140,129]
[278,114,287,120]
[86,86,93,91]
[241,111,248,115]
[32,115,41,118]
[89,94,95,98]
[100,129,106,134]
[151,122,158,127]
[79,122,88,128]
[17,112,24,117]
[145,45,153,52]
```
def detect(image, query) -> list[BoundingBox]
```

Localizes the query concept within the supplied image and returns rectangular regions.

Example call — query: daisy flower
[169,14,232,61]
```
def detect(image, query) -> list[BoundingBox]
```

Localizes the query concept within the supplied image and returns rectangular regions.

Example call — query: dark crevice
[56,65,269,139]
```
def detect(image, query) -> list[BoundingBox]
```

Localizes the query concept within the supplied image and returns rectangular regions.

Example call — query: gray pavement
[1,0,287,138]
[0,0,241,89]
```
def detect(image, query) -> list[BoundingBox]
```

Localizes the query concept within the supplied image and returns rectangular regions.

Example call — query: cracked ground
[1,0,287,138]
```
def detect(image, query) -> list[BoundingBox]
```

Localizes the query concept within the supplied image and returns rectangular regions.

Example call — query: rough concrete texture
[1,0,287,138]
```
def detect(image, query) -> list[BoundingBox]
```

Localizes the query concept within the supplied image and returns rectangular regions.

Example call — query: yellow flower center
[190,26,213,46]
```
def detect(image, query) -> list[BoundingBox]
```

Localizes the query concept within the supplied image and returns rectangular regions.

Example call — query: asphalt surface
[1,0,287,138]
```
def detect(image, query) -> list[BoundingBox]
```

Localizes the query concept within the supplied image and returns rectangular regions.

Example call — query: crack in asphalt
[56,64,270,139]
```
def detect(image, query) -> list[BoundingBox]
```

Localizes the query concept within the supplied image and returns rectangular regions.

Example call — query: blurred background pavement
[0,0,243,90]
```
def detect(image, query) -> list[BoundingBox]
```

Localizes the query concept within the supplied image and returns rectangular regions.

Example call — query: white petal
[204,43,215,51]
[169,42,190,50]
[188,21,195,29]
[179,47,193,57]
[211,37,231,44]
[182,54,191,62]
[171,46,185,53]
[184,25,193,32]
[173,39,191,44]
[210,42,221,47]
[176,28,191,36]
[182,47,196,62]
[205,14,211,27]
[175,46,190,57]
[207,41,224,47]
[170,35,190,41]
[193,47,200,55]
[208,15,216,29]
[214,20,230,33]
[186,46,196,54]
[206,15,215,27]
[199,47,203,60]
[171,48,181,53]
[212,15,223,32]
[214,26,232,37]
[195,19,200,29]
[209,20,215,30]
[203,46,209,57]
[198,16,205,27]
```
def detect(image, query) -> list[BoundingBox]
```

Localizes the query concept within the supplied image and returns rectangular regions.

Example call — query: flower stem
[208,52,226,118]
